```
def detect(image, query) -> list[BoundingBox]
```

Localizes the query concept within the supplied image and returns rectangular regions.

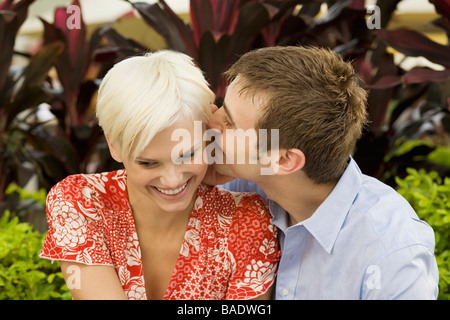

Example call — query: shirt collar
[269,157,362,254]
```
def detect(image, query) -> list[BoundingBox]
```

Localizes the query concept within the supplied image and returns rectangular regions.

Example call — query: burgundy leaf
[198,31,227,97]
[227,2,270,57]
[429,0,450,19]
[131,0,196,58]
[260,1,302,46]
[365,67,450,89]
[0,0,13,10]
[0,11,18,92]
[376,28,450,68]
[190,0,239,47]
[6,42,64,124]
[431,17,450,38]
[55,0,86,70]
[365,75,402,89]
[348,0,365,9]
[376,0,402,29]
[40,0,93,128]
[365,48,398,128]
[190,0,213,47]
[0,0,35,92]
[402,67,450,85]
[353,58,373,84]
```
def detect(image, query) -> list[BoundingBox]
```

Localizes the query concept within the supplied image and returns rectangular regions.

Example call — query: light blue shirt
[220,158,439,299]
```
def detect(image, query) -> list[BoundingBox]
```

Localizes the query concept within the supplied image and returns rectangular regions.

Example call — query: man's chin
[212,163,238,184]
[213,163,234,175]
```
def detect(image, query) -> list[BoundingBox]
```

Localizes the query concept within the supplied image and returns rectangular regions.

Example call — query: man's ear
[275,148,305,175]
[105,135,123,163]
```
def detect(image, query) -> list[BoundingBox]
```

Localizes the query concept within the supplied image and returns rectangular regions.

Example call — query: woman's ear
[275,148,305,176]
[105,135,123,163]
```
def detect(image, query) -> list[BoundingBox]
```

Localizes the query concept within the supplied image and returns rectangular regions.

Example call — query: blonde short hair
[96,50,215,160]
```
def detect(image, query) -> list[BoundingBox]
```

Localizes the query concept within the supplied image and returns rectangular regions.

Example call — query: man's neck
[259,173,338,226]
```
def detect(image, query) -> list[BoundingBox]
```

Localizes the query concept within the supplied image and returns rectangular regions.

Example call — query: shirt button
[281,288,289,296]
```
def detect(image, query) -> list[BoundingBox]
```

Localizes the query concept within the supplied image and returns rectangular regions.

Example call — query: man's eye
[181,150,196,159]
[223,118,233,127]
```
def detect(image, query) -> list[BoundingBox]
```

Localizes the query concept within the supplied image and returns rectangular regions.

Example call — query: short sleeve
[226,193,280,299]
[39,175,113,266]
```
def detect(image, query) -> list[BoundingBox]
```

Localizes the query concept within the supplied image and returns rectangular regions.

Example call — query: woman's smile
[149,177,193,201]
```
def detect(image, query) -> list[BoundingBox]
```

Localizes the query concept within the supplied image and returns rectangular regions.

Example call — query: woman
[40,50,280,300]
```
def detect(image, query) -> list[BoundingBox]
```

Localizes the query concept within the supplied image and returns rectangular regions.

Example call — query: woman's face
[110,119,208,214]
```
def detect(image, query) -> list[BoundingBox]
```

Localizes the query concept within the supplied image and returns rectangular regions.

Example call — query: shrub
[0,210,71,300]
[396,168,450,300]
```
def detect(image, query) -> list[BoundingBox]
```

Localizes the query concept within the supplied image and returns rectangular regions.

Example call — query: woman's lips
[155,180,189,195]
[150,177,192,200]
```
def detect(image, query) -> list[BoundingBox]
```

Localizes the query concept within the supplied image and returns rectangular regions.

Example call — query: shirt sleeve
[362,245,439,299]
[39,175,113,266]
[225,193,280,299]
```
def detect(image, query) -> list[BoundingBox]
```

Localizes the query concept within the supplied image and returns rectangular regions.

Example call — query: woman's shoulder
[42,170,129,266]
[51,170,126,193]
[48,170,129,212]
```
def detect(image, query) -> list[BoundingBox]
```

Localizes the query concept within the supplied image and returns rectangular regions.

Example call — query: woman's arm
[60,261,127,300]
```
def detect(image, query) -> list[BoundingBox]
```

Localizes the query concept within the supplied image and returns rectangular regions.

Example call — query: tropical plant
[31,0,120,191]
[0,0,64,204]
[102,0,277,102]
[354,0,450,183]
[0,210,71,299]
[0,0,119,211]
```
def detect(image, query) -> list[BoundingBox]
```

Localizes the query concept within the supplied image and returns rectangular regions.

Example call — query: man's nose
[207,107,226,132]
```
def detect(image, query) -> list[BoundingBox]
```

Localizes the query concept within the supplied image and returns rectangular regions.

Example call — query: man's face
[208,78,268,181]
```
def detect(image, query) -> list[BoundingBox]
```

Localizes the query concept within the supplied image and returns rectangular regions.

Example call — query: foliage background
[0,0,449,299]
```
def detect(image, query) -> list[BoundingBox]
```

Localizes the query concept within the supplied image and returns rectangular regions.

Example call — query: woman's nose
[160,165,185,189]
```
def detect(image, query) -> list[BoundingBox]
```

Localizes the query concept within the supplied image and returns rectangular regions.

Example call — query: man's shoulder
[352,174,435,254]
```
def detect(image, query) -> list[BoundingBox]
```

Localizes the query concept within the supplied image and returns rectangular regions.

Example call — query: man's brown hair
[224,46,368,184]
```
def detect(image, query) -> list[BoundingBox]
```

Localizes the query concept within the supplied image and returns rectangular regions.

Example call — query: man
[207,46,439,299]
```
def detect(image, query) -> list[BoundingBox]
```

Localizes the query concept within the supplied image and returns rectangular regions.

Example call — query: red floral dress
[40,170,280,300]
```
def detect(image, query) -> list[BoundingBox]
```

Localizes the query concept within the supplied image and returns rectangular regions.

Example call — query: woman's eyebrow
[135,157,157,162]
[222,102,236,128]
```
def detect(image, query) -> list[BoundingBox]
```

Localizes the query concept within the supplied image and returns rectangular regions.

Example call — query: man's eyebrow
[222,102,236,127]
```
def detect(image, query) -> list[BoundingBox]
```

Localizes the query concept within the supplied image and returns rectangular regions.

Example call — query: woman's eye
[137,161,156,168]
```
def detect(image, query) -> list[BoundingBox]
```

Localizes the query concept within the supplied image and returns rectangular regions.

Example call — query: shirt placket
[275,225,308,300]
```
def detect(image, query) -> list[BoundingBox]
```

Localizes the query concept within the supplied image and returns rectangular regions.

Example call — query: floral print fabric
[40,170,280,300]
